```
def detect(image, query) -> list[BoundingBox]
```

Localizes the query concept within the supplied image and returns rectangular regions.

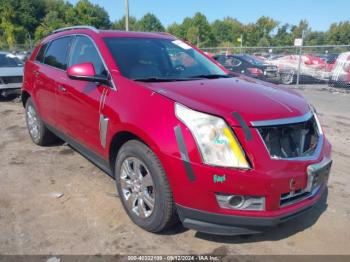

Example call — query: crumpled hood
[0,67,23,77]
[141,76,310,127]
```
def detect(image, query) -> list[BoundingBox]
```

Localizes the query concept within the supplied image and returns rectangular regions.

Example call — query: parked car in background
[23,26,332,236]
[329,51,350,87]
[0,51,24,97]
[318,54,339,72]
[14,51,32,62]
[213,54,280,83]
[269,54,328,84]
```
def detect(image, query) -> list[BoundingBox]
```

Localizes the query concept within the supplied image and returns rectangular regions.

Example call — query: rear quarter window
[44,36,73,70]
[35,43,47,63]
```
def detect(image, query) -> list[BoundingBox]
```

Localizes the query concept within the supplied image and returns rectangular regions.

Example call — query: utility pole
[27,32,32,50]
[125,0,129,31]
[296,30,305,88]
[240,34,243,54]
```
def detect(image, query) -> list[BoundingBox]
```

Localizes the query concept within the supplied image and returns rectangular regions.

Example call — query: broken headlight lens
[175,103,250,168]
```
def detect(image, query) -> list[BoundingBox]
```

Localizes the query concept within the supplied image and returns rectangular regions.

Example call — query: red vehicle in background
[269,54,328,84]
[319,54,339,72]
[22,26,332,235]
[330,51,350,87]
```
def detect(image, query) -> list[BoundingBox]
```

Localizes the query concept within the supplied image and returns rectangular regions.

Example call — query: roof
[99,30,175,40]
[46,26,175,41]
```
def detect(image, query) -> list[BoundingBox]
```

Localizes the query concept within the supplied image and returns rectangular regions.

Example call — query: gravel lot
[0,85,350,256]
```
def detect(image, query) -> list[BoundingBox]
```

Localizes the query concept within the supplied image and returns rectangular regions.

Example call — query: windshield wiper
[133,77,193,82]
[188,74,232,79]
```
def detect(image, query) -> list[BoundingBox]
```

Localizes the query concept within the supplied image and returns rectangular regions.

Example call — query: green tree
[305,31,327,45]
[256,16,278,38]
[111,16,138,31]
[136,13,165,32]
[167,22,182,38]
[35,11,68,41]
[70,0,110,29]
[326,22,350,45]
[211,17,242,46]
[186,26,200,44]
[272,23,293,46]
[34,0,75,41]
[242,23,260,46]
[2,2,350,49]
[258,37,270,47]
[176,12,217,47]
[291,20,311,39]
[0,0,46,48]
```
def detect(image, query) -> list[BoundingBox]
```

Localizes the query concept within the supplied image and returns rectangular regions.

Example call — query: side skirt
[45,123,114,178]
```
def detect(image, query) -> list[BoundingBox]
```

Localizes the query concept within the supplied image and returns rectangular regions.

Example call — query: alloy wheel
[120,157,155,218]
[27,105,40,141]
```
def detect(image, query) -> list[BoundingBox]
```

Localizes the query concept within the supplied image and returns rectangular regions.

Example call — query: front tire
[280,71,295,85]
[25,97,59,146]
[115,140,178,233]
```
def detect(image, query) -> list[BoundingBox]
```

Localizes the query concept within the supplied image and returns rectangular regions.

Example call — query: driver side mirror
[67,62,110,86]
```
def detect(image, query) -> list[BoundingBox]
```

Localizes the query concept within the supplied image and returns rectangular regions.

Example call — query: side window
[223,57,241,68]
[215,56,226,64]
[44,37,73,70]
[35,43,47,63]
[232,58,242,66]
[69,36,107,77]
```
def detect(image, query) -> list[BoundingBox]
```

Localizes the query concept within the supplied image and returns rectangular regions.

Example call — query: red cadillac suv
[22,26,332,235]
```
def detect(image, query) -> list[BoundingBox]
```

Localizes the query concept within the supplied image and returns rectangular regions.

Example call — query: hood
[0,67,24,77]
[140,76,310,127]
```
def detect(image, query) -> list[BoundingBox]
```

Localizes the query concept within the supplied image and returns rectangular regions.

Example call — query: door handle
[58,85,67,92]
[34,70,40,77]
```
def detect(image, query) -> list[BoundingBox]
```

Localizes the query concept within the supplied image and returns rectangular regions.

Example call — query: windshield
[0,54,23,68]
[104,37,228,81]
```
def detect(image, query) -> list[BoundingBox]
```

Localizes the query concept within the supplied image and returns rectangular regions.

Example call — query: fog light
[228,195,245,208]
[216,194,265,211]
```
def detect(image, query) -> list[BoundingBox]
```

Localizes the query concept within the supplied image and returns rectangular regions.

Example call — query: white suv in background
[0,51,24,97]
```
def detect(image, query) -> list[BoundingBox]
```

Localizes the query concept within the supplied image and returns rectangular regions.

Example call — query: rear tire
[25,97,60,146]
[115,140,178,233]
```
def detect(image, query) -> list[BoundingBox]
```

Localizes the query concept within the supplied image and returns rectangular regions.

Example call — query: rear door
[29,43,52,123]
[35,36,74,129]
[56,35,110,155]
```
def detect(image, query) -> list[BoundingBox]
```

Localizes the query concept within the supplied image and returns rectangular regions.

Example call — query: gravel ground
[0,85,349,256]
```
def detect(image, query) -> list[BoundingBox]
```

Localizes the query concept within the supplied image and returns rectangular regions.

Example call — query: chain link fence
[0,44,33,52]
[1,43,350,90]
[202,45,350,89]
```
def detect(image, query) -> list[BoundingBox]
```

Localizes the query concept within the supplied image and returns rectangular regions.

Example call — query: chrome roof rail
[52,26,99,34]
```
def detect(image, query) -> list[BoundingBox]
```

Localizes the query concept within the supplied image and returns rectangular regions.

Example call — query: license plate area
[306,158,332,192]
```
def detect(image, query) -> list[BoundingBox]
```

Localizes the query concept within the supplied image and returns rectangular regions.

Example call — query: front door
[55,35,111,156]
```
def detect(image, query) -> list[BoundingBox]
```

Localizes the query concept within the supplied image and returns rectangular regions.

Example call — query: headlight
[175,103,250,168]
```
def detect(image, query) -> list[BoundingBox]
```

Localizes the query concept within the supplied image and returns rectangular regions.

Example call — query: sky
[68,0,350,31]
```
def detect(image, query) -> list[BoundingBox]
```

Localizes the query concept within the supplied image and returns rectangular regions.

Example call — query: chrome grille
[257,115,320,159]
[266,66,277,71]
[280,184,322,207]
[2,76,23,84]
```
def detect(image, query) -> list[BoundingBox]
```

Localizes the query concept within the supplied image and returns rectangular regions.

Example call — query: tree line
[1,0,349,49]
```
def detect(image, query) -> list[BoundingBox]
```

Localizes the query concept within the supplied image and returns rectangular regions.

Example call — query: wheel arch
[21,90,31,107]
[108,129,160,176]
